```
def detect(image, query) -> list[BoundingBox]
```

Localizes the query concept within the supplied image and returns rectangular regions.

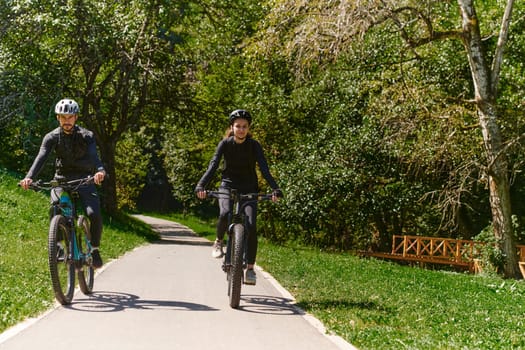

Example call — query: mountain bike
[206,189,273,308]
[26,176,96,305]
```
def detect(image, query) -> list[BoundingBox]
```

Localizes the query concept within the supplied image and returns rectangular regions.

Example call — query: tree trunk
[478,103,520,278]
[459,0,520,278]
[98,138,119,215]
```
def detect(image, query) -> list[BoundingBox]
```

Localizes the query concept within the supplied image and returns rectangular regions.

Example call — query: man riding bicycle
[19,98,106,268]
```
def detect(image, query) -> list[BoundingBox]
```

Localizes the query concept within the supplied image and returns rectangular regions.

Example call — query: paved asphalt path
[0,215,356,350]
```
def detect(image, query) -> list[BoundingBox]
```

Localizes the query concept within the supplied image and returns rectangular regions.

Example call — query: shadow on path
[238,294,303,315]
[65,291,218,313]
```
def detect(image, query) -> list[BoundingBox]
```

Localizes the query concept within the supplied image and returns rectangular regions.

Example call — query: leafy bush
[116,127,152,211]
[473,223,507,275]
[473,215,525,276]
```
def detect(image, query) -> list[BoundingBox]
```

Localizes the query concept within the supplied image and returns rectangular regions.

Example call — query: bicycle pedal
[56,245,65,262]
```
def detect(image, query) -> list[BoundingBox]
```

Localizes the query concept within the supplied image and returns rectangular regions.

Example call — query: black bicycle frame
[221,189,273,269]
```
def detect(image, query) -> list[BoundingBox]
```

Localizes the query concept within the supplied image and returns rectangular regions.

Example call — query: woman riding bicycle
[19,98,106,268]
[195,109,282,285]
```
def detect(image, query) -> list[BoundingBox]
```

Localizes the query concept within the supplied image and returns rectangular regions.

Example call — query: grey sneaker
[245,269,256,285]
[211,239,223,258]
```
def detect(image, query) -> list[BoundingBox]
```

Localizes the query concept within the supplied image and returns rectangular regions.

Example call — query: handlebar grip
[205,190,222,198]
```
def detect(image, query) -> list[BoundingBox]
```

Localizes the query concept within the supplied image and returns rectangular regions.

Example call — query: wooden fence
[361,235,525,273]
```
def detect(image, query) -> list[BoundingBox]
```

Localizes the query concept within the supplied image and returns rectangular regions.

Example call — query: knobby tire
[229,224,244,308]
[77,215,94,295]
[48,215,75,305]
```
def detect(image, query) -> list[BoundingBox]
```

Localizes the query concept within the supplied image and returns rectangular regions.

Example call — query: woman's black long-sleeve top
[196,136,279,193]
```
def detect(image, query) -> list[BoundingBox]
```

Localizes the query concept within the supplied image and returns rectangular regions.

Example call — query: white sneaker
[211,239,223,258]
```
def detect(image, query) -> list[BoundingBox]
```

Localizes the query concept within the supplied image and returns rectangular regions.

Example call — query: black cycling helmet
[229,109,252,125]
[55,99,80,115]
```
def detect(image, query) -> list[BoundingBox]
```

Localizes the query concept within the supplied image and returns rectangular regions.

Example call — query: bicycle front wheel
[77,215,94,295]
[229,223,244,308]
[48,215,75,305]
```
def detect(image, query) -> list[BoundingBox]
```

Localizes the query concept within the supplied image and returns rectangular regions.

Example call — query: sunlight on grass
[256,242,525,350]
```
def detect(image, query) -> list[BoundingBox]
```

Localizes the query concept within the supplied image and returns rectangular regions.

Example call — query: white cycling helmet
[55,99,79,115]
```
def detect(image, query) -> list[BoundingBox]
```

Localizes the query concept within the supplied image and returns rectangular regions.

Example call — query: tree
[254,0,521,277]
[66,0,194,214]
[457,0,518,278]
[1,0,192,214]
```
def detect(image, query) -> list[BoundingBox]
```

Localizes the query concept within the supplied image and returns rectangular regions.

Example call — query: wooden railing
[360,235,525,273]
[391,235,485,265]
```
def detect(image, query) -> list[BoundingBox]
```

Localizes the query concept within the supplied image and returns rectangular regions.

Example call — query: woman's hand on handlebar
[272,188,283,202]
[196,190,207,200]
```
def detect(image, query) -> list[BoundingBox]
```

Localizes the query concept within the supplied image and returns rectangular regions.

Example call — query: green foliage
[474,215,525,275]
[163,131,212,212]
[240,41,470,248]
[275,112,438,250]
[4,0,525,266]
[115,127,152,210]
[238,0,507,249]
[0,24,61,175]
[1,0,200,213]
[473,224,504,275]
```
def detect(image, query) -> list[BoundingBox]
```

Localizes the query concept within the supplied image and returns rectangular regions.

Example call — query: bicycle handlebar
[22,176,95,192]
[205,190,274,202]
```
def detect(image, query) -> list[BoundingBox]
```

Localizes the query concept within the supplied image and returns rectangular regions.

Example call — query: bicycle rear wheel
[229,224,244,308]
[48,215,75,305]
[77,215,94,295]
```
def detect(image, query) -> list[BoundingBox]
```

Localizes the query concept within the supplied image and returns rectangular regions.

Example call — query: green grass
[164,213,525,350]
[3,170,525,349]
[0,169,157,333]
[257,244,525,349]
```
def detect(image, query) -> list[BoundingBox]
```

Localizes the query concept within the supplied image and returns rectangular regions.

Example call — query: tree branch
[388,5,463,48]
[491,0,515,95]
